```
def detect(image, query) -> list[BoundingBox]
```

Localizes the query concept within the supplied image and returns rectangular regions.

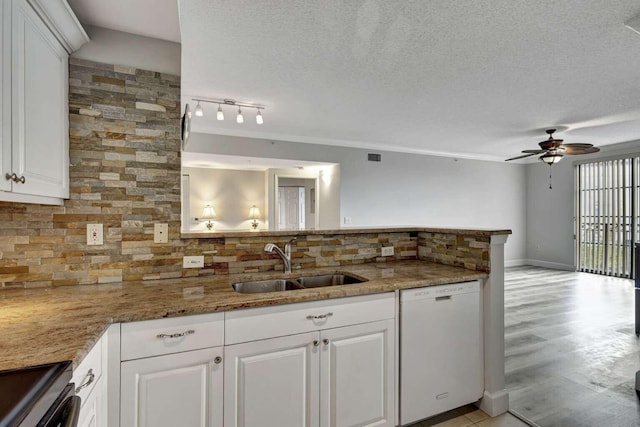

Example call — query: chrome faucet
[264,238,296,274]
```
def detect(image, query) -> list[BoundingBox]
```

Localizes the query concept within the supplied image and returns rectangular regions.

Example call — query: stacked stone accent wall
[418,232,490,272]
[0,59,184,287]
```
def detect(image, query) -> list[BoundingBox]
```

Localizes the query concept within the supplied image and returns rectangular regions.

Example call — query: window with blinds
[576,158,636,278]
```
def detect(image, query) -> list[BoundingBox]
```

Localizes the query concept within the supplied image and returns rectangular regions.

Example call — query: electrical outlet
[87,224,103,246]
[183,256,204,268]
[154,223,168,243]
[343,217,352,224]
[381,246,394,257]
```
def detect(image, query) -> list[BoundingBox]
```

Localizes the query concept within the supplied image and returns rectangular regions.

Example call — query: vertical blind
[576,158,636,278]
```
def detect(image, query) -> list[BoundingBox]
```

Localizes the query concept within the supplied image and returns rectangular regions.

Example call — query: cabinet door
[11,0,68,198]
[224,332,320,427]
[121,347,223,427]
[78,383,101,427]
[320,320,395,427]
[0,0,10,192]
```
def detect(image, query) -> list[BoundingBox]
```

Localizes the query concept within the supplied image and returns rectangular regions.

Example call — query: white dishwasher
[400,281,483,425]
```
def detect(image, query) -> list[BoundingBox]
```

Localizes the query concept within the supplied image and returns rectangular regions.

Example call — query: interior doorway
[274,176,318,231]
[278,186,305,230]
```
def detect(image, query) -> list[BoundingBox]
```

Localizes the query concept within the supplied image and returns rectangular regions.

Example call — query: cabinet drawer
[72,337,103,408]
[121,312,224,361]
[225,292,395,345]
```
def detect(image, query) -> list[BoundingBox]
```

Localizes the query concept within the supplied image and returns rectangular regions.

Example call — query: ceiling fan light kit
[506,129,600,189]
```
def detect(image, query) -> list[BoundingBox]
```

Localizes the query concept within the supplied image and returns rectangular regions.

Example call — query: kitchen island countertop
[0,260,486,371]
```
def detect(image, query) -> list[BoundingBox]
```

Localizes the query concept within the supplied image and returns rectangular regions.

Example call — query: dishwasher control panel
[401,280,479,302]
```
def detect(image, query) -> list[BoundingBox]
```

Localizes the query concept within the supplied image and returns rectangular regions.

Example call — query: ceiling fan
[506,129,600,189]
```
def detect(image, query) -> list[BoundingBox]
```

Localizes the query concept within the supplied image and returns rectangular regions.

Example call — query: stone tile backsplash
[418,232,490,272]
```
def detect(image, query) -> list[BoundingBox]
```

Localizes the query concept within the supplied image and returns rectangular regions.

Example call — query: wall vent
[368,153,382,162]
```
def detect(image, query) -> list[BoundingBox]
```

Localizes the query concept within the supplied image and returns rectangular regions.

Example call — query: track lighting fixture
[194,101,204,117]
[190,98,265,125]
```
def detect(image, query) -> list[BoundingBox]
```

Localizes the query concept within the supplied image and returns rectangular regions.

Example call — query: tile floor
[409,405,530,427]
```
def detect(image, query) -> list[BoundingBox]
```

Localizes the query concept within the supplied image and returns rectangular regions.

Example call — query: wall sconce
[191,98,265,125]
[248,205,261,230]
[201,205,217,230]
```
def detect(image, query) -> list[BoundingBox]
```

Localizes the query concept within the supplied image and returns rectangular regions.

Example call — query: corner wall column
[478,234,509,416]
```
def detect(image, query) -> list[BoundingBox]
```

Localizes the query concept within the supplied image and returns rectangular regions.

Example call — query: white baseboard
[522,259,576,271]
[478,389,509,417]
[504,259,527,267]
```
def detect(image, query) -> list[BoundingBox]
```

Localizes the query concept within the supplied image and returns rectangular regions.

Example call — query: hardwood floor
[505,266,640,427]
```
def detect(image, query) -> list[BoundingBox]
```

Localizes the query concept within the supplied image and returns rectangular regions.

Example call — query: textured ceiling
[179,0,640,161]
[70,0,640,161]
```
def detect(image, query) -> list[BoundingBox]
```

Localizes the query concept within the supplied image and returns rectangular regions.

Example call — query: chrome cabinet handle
[75,369,95,393]
[306,312,333,320]
[157,329,195,339]
[323,339,329,345]
[4,173,25,183]
[313,340,320,347]
[214,356,222,364]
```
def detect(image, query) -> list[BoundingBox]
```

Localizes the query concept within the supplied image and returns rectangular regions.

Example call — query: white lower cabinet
[320,320,394,427]
[224,332,320,427]
[74,333,107,427]
[78,384,101,427]
[120,346,224,427]
[119,313,225,427]
[224,294,395,427]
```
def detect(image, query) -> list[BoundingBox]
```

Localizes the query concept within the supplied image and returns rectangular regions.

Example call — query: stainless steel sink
[296,274,365,288]
[232,279,303,294]
[232,274,366,293]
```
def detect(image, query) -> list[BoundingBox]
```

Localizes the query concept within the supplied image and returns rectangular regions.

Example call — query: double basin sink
[232,274,366,294]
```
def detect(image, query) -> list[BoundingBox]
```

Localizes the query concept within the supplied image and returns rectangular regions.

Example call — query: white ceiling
[70,0,640,162]
[67,0,181,43]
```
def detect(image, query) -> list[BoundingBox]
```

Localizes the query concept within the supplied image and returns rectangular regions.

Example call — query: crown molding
[27,0,89,53]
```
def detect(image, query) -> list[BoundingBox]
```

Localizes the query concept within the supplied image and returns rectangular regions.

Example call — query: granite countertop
[0,260,486,371]
[182,226,513,239]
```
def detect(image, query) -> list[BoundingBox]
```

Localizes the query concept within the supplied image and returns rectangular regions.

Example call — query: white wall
[72,25,181,75]
[184,167,265,231]
[526,141,640,270]
[186,133,527,261]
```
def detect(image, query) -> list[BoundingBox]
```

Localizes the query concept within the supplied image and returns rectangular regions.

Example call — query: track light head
[194,102,204,117]
[217,104,224,121]
[256,109,263,125]
[237,107,244,124]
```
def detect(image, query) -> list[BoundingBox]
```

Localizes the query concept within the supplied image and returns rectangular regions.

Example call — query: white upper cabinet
[0,0,87,204]
[1,0,10,193]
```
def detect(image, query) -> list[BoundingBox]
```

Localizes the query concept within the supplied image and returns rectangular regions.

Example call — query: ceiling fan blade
[560,143,595,149]
[522,149,546,154]
[539,139,563,150]
[564,146,600,155]
[505,152,538,161]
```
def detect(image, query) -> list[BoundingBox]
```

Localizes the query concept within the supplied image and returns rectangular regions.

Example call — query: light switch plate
[154,223,168,243]
[381,246,394,257]
[183,256,204,268]
[87,224,103,246]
